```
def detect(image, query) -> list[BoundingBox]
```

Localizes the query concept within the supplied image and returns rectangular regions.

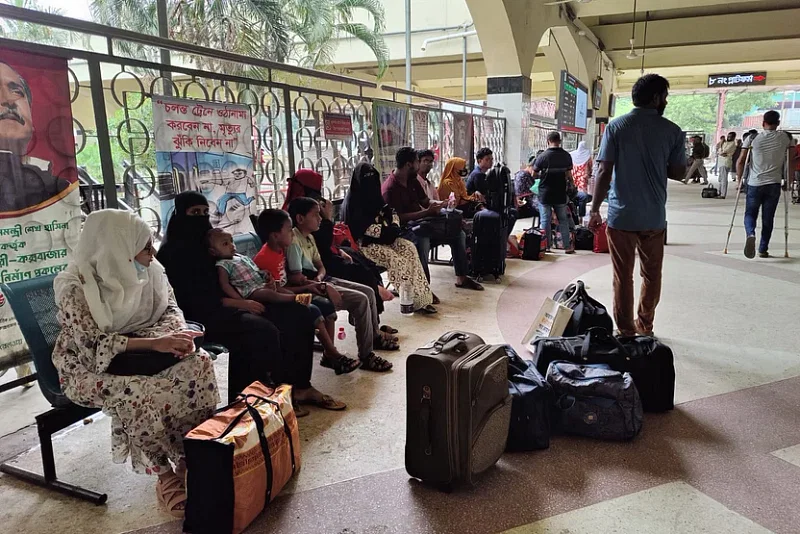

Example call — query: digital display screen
[558,71,588,134]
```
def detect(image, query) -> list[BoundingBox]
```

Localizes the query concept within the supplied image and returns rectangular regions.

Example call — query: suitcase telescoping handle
[580,328,631,360]
[420,385,433,456]
[432,332,469,355]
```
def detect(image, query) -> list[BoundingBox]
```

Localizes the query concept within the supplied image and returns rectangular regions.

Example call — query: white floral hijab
[54,210,169,334]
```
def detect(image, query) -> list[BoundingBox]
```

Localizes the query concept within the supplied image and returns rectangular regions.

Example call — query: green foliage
[76,105,157,185]
[613,91,779,137]
[0,0,72,45]
[89,0,389,79]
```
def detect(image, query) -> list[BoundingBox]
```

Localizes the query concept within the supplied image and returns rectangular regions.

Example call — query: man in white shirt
[717,132,737,199]
[416,148,439,201]
[737,111,796,258]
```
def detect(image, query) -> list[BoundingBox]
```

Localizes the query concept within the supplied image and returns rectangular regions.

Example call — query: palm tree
[0,0,72,46]
[89,0,388,79]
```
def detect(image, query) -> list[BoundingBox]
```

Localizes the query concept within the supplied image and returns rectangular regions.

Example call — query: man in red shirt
[382,147,482,291]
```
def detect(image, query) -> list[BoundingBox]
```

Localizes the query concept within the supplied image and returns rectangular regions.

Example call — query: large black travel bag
[485,163,515,216]
[553,280,614,336]
[469,209,506,281]
[406,331,512,488]
[504,345,552,451]
[532,328,675,412]
[546,362,643,441]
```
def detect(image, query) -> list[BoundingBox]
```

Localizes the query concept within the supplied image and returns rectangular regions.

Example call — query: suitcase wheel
[495,276,502,284]
[476,275,484,283]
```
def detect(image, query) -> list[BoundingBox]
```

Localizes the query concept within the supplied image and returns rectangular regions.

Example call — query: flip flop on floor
[298,395,347,411]
[416,304,438,315]
[455,278,484,291]
[380,325,399,335]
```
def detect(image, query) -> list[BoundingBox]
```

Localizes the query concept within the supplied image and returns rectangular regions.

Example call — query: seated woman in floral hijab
[53,210,219,518]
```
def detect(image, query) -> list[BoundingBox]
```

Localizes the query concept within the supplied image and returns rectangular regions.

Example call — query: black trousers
[202,304,314,402]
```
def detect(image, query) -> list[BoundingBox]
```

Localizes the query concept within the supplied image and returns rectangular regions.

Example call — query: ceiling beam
[592,8,800,51]
[574,0,761,18]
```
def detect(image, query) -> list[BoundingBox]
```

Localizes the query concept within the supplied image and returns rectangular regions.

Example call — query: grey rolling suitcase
[406,331,512,489]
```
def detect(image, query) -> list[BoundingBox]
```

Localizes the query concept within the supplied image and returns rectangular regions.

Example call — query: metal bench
[0,275,107,505]
[0,273,231,503]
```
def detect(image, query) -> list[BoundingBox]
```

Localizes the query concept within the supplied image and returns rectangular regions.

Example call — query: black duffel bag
[410,209,463,241]
[531,327,675,412]
[504,345,552,451]
[553,280,613,336]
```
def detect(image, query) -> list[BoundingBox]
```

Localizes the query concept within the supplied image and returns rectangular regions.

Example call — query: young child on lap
[207,228,357,374]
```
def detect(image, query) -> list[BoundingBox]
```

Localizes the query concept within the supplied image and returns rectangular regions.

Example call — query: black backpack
[485,164,514,217]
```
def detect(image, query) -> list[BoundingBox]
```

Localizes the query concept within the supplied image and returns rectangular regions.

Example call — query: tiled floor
[1,179,799,534]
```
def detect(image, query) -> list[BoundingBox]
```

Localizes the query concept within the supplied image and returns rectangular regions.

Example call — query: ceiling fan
[544,0,597,6]
[625,0,647,60]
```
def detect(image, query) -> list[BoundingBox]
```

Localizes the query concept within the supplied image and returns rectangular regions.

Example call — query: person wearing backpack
[533,131,575,254]
[683,135,709,184]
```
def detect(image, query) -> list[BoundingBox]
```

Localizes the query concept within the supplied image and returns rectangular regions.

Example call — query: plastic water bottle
[337,327,346,340]
[400,278,414,315]
[447,191,456,211]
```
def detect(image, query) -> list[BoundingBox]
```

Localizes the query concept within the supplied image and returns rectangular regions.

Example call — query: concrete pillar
[465,0,560,170]
[487,76,531,169]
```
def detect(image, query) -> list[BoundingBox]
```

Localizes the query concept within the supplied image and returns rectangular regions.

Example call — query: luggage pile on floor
[405,282,675,489]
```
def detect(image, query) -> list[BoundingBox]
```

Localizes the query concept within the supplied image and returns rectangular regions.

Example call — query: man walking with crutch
[736,111,796,259]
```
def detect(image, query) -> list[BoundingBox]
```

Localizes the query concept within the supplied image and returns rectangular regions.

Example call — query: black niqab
[342,162,385,240]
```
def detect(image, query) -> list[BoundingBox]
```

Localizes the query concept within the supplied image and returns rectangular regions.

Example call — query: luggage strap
[420,385,433,456]
[580,328,630,359]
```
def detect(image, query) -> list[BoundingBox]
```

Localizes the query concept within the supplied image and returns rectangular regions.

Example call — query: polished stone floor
[1,178,798,534]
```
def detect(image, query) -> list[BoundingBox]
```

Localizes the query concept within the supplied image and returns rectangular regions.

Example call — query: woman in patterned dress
[569,141,593,217]
[343,163,436,314]
[52,210,219,518]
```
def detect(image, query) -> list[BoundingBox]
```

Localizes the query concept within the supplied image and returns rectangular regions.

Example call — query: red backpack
[331,222,359,253]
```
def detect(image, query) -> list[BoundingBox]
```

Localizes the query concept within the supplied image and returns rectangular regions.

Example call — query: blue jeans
[539,203,571,250]
[744,183,781,254]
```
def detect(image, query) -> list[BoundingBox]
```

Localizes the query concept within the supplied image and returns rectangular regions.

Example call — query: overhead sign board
[557,71,588,134]
[707,72,767,88]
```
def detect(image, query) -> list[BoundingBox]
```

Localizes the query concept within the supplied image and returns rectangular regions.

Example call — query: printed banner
[153,96,256,235]
[372,100,409,179]
[0,49,81,362]
[451,112,474,162]
[412,110,429,149]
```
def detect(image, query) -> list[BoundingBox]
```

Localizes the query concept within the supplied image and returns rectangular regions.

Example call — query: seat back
[233,232,263,259]
[2,275,68,407]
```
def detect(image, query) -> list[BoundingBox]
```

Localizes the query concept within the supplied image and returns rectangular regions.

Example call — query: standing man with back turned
[589,74,686,337]
[737,111,796,259]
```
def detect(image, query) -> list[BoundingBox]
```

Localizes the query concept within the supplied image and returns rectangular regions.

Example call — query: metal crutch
[784,149,790,258]
[723,148,752,254]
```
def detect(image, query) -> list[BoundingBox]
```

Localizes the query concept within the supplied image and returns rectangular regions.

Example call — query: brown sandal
[156,473,187,519]
[299,394,347,411]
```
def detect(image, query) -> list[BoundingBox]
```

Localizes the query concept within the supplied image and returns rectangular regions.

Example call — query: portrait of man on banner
[0,50,77,215]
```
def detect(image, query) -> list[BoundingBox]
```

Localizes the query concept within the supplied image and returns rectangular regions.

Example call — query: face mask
[134,260,148,276]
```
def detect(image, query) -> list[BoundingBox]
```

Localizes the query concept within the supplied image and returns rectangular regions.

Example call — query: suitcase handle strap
[420,385,433,456]
[580,328,630,359]
[243,393,298,475]
[243,401,275,504]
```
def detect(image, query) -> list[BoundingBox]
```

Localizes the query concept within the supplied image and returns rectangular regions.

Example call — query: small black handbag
[553,280,613,336]
[701,184,719,198]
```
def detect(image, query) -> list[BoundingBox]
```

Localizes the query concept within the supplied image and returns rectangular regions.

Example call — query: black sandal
[374,334,400,351]
[455,278,484,291]
[361,353,393,372]
[380,325,399,335]
[416,304,438,315]
[319,354,361,375]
